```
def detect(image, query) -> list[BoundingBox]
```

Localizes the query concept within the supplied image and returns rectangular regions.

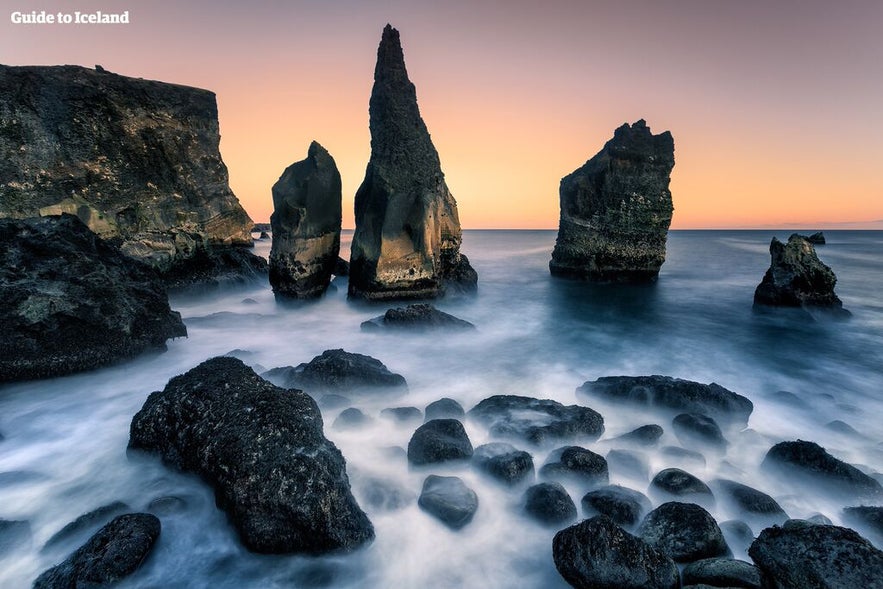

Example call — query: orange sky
[3,0,882,229]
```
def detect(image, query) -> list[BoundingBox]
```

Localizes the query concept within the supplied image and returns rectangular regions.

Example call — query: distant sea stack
[550,120,675,282]
[269,141,342,299]
[348,25,477,300]
[0,65,264,285]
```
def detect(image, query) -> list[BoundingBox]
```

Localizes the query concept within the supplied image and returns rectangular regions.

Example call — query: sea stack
[349,25,477,300]
[269,141,342,299]
[550,120,675,282]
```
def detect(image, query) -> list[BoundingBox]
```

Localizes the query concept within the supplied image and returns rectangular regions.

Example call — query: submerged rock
[473,443,535,485]
[712,479,787,527]
[42,501,131,552]
[0,519,31,555]
[269,141,342,299]
[361,303,475,330]
[380,406,423,424]
[550,119,675,283]
[607,449,650,481]
[553,515,680,589]
[425,398,466,421]
[639,502,730,563]
[843,506,883,544]
[682,557,762,589]
[407,419,474,465]
[523,482,577,526]
[418,475,478,530]
[34,514,160,588]
[613,424,664,446]
[672,413,728,450]
[650,468,714,505]
[356,477,415,512]
[263,349,407,395]
[349,25,477,300]
[332,407,372,430]
[128,357,374,554]
[468,395,604,447]
[582,485,653,527]
[0,215,186,382]
[753,234,848,316]
[540,446,609,487]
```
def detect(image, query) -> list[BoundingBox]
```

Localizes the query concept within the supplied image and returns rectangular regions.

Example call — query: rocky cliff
[348,25,477,300]
[0,64,261,283]
[550,120,675,282]
[269,141,342,298]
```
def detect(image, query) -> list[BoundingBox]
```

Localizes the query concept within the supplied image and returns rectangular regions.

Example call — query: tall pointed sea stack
[349,25,477,300]
[550,120,675,282]
[269,141,342,299]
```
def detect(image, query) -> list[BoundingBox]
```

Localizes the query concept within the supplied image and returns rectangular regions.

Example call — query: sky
[2,0,882,229]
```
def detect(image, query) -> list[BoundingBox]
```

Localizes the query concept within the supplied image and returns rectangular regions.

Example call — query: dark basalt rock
[34,513,160,588]
[748,520,883,588]
[672,413,728,450]
[42,501,131,552]
[523,482,577,526]
[418,475,478,530]
[263,349,407,395]
[407,419,474,465]
[614,424,664,446]
[582,485,653,527]
[639,502,730,563]
[425,398,466,421]
[578,375,753,426]
[0,215,186,382]
[0,64,260,284]
[550,119,675,283]
[128,357,373,554]
[540,446,609,487]
[334,256,350,277]
[349,25,477,300]
[843,506,883,544]
[651,468,714,501]
[468,395,604,447]
[553,515,680,589]
[380,406,423,424]
[332,408,372,430]
[807,231,826,245]
[660,446,707,468]
[473,443,535,485]
[753,234,849,316]
[761,440,883,501]
[720,520,755,554]
[269,141,342,299]
[160,245,268,290]
[682,557,762,589]
[361,303,475,331]
[607,449,650,481]
[712,479,787,527]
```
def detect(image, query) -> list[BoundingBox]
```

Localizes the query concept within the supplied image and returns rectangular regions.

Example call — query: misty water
[1,230,882,587]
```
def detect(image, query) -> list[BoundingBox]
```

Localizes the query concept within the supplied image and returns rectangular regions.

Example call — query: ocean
[1,229,881,587]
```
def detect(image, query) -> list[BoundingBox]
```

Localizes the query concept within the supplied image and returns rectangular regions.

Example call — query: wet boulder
[425,398,466,421]
[682,557,762,589]
[332,408,372,430]
[712,479,787,527]
[651,468,715,506]
[613,424,664,446]
[607,449,650,481]
[407,419,474,465]
[472,443,534,485]
[380,406,423,424]
[672,413,727,450]
[540,446,609,487]
[263,349,407,395]
[843,506,883,544]
[418,475,478,530]
[638,501,730,563]
[581,485,653,527]
[42,501,131,552]
[523,482,577,526]
[361,304,475,331]
[720,520,755,555]
[468,395,604,447]
[660,446,707,468]
[355,477,415,512]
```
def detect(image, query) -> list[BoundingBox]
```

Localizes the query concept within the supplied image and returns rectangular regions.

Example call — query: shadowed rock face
[349,25,477,300]
[269,141,342,298]
[550,120,674,282]
[0,64,260,282]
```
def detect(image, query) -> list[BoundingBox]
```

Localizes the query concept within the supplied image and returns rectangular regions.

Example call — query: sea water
[1,230,881,587]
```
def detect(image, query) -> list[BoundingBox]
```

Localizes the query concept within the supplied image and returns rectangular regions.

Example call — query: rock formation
[269,141,342,298]
[0,64,264,284]
[753,234,848,316]
[361,303,475,330]
[0,215,186,382]
[550,119,675,282]
[349,25,477,299]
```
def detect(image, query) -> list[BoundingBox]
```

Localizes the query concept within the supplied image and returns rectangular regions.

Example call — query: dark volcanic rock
[578,375,753,426]
[550,119,675,283]
[264,349,407,395]
[753,234,849,316]
[582,485,653,527]
[0,215,186,382]
[540,446,609,487]
[614,424,664,446]
[128,357,373,554]
[672,413,728,450]
[269,141,342,299]
[34,513,160,589]
[607,449,650,481]
[807,231,826,245]
[425,398,466,421]
[712,479,787,527]
[843,506,883,544]
[42,501,131,552]
[348,25,477,300]
[0,64,260,283]
[468,395,604,446]
[748,520,883,588]
[356,477,414,512]
[720,520,755,554]
[553,515,680,589]
[639,501,730,563]
[473,443,535,485]
[651,468,714,506]
[160,245,268,289]
[523,482,577,526]
[761,440,883,501]
[682,557,762,589]
[407,419,474,465]
[332,407,372,430]
[418,475,478,530]
[380,406,423,424]
[361,303,475,330]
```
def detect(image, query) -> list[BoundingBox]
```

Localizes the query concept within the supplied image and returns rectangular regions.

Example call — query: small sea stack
[269,141,342,299]
[349,25,477,300]
[550,120,675,282]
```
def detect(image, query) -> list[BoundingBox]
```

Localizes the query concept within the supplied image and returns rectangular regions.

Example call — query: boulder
[748,520,883,588]
[356,477,415,512]
[682,557,762,589]
[582,485,653,527]
[128,357,374,554]
[606,449,650,481]
[468,394,604,446]
[753,234,848,316]
[0,215,186,382]
[425,398,466,421]
[361,303,475,330]
[380,406,423,424]
[0,64,262,285]
[660,446,707,468]
[712,479,787,527]
[651,468,715,505]
[672,413,728,450]
[613,424,664,446]
[807,231,826,245]
[269,141,342,299]
[553,515,680,589]
[418,475,478,530]
[407,419,474,465]
[578,375,753,426]
[34,514,160,588]
[639,501,730,563]
[523,482,577,526]
[719,520,755,555]
[761,440,883,501]
[843,506,883,544]
[550,119,675,282]
[332,407,372,430]
[42,501,131,552]
[540,446,609,487]
[262,349,407,395]
[349,25,477,300]
[472,443,535,485]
